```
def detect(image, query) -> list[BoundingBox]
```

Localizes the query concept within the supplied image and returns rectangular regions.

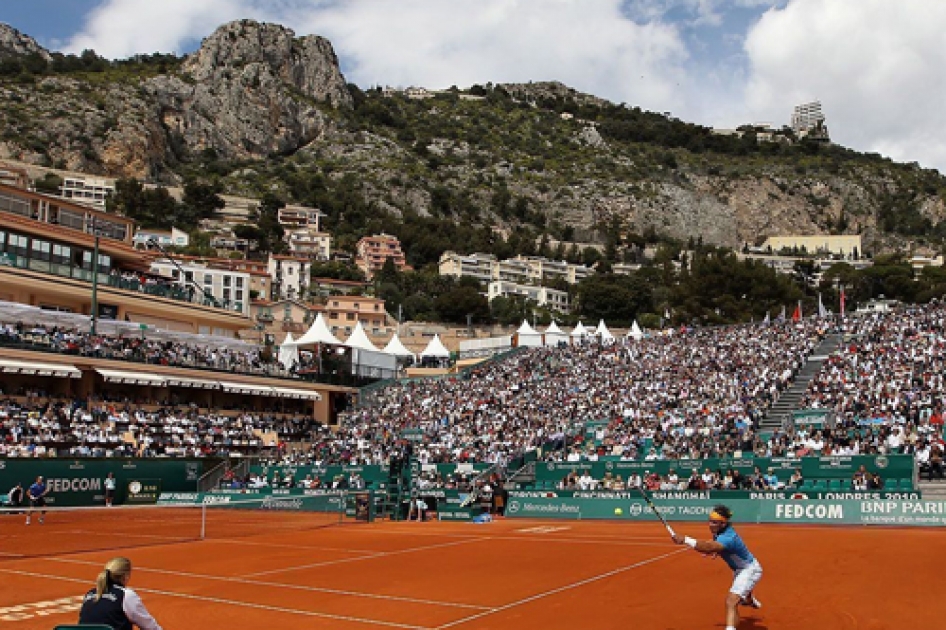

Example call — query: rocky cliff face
[144,20,351,162]
[0,23,51,61]
[0,20,942,254]
[0,20,351,177]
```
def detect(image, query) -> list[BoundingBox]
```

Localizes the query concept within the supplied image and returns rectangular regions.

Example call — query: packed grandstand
[2,303,945,488]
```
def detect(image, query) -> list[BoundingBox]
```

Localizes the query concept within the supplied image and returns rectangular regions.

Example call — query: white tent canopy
[420,334,451,358]
[292,313,341,346]
[543,321,568,347]
[383,334,416,360]
[277,332,299,370]
[344,321,379,352]
[627,320,644,340]
[595,319,614,341]
[516,319,543,348]
[570,321,589,339]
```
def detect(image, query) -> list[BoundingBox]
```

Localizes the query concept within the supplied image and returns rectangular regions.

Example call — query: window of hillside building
[0,191,31,217]
[57,208,85,230]
[52,244,70,265]
[223,276,231,287]
[223,289,231,302]
[236,277,244,288]
[0,230,5,247]
[284,304,292,321]
[329,312,338,319]
[8,233,28,257]
[346,312,355,321]
[31,239,51,261]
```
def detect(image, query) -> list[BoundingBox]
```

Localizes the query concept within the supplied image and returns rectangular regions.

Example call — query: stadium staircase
[506,461,537,489]
[918,479,946,499]
[759,332,845,432]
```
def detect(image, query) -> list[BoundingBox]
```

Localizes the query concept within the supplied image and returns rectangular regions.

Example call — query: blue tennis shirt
[714,526,756,571]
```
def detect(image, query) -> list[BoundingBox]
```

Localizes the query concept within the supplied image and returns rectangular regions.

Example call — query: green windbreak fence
[534,455,914,484]
[504,493,946,527]
[0,458,210,506]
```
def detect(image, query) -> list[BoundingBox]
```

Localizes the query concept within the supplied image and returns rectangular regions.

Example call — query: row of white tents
[278,313,648,371]
[278,313,450,371]
[514,319,644,347]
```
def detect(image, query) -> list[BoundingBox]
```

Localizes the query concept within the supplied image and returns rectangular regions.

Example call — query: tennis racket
[635,484,677,539]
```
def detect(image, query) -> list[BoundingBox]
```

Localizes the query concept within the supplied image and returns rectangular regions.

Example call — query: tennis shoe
[741,595,762,609]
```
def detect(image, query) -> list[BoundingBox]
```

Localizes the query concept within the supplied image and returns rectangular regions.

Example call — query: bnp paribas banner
[504,493,946,527]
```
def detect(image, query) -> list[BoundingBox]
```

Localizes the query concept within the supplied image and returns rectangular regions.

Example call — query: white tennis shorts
[730,560,763,597]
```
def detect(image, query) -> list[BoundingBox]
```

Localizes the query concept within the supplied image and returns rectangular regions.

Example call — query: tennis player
[25,475,49,525]
[672,505,762,630]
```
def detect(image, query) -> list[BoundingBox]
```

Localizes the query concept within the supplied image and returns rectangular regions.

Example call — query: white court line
[208,538,386,554]
[44,557,492,611]
[331,527,673,547]
[244,537,485,578]
[0,568,431,630]
[54,529,189,542]
[434,548,687,629]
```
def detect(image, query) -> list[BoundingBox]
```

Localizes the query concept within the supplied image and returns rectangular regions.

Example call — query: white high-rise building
[791,101,826,135]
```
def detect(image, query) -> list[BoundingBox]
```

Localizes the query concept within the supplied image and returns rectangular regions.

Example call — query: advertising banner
[0,459,208,506]
[125,478,161,504]
[504,493,946,527]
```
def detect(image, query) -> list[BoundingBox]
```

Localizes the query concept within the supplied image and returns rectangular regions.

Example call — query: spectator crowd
[1,304,945,482]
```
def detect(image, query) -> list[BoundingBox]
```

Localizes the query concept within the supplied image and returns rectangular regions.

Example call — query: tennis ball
[614,508,623,516]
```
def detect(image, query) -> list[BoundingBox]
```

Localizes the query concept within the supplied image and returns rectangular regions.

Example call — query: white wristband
[684,536,697,549]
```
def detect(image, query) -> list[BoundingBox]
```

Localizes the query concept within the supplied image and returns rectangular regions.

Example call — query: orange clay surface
[0,514,940,630]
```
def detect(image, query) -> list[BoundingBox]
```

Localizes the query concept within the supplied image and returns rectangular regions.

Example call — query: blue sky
[3,0,944,174]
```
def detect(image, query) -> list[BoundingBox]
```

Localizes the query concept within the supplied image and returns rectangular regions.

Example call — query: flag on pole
[777,305,786,322]
[792,301,802,322]
[840,287,846,317]
[763,310,770,324]
[818,293,828,318]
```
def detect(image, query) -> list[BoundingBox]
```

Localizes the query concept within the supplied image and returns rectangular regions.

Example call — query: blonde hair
[94,557,131,601]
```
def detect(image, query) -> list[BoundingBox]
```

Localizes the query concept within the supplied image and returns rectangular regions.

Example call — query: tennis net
[0,492,371,560]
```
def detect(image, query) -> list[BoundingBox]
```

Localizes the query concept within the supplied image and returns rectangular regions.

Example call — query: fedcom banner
[0,458,208,506]
[504,493,946,527]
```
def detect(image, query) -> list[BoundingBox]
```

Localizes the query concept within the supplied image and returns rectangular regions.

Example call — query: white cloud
[292,0,690,112]
[64,0,255,56]
[65,0,691,117]
[62,0,946,173]
[743,0,946,171]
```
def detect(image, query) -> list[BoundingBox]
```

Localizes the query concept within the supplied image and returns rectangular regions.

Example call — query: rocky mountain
[0,19,944,256]
[0,23,51,61]
[0,20,350,176]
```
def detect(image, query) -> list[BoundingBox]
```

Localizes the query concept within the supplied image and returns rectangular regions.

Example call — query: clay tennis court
[0,510,939,629]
